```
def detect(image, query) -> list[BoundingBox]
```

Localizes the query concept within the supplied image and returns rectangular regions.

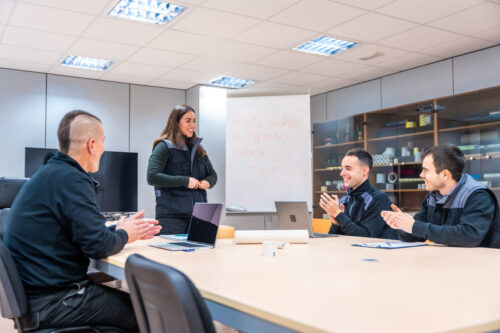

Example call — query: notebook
[151,203,223,251]
[352,241,428,249]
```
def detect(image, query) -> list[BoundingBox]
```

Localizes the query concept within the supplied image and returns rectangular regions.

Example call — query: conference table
[95,235,500,333]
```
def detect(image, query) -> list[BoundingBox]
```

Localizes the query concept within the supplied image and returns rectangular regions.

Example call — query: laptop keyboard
[169,242,206,248]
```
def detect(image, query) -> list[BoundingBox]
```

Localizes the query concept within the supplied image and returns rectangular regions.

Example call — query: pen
[182,249,195,252]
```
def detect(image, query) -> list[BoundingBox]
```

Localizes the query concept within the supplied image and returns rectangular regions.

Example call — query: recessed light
[61,56,114,71]
[108,0,186,25]
[208,77,256,89]
[293,36,359,56]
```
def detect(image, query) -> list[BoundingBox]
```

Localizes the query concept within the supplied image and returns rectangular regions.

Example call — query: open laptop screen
[187,203,223,246]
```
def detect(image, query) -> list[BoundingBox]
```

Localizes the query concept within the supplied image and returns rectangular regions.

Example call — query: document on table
[160,234,188,241]
[352,241,428,249]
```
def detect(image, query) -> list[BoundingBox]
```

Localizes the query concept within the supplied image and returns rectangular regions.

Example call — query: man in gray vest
[382,144,500,248]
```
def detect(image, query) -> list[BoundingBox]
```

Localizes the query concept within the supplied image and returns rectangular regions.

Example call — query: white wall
[0,68,45,177]
[46,75,130,151]
[129,84,185,218]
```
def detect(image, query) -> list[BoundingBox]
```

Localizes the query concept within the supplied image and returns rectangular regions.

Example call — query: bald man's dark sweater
[4,152,128,296]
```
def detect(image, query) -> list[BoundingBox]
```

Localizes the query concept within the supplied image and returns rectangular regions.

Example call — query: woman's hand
[188,177,200,189]
[199,180,211,190]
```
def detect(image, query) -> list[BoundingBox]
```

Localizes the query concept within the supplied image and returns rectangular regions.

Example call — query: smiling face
[340,155,369,189]
[178,110,196,138]
[420,154,446,191]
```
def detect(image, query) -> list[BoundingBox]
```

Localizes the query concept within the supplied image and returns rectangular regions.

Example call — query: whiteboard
[226,95,312,212]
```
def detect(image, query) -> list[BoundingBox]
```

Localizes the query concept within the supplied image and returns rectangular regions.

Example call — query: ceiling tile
[256,50,323,70]
[19,0,111,15]
[429,3,500,35]
[161,69,219,84]
[68,38,139,61]
[376,53,441,70]
[109,62,170,78]
[84,18,163,46]
[2,26,75,52]
[474,26,500,43]
[148,30,224,55]
[202,0,298,19]
[309,87,327,96]
[204,40,277,63]
[331,0,395,10]
[10,2,94,35]
[234,22,316,49]
[227,64,289,81]
[100,73,153,85]
[0,44,61,65]
[149,78,196,90]
[327,13,416,43]
[332,44,408,65]
[337,65,395,81]
[128,48,195,68]
[0,58,51,73]
[300,58,366,76]
[269,0,366,32]
[376,0,483,24]
[310,77,357,91]
[378,26,462,51]
[270,71,329,85]
[180,56,243,73]
[420,36,493,58]
[227,81,309,96]
[48,66,105,79]
[0,0,15,24]
[171,7,259,39]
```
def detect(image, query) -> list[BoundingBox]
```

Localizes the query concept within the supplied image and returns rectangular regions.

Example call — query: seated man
[381,144,500,248]
[4,110,162,332]
[320,148,394,238]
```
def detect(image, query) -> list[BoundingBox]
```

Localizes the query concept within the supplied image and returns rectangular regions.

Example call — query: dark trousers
[26,282,138,332]
[158,215,190,234]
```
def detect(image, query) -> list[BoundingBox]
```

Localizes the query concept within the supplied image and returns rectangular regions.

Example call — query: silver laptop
[275,201,337,238]
[151,203,223,251]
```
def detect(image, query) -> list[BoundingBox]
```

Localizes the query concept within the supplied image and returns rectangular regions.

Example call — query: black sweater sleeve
[411,190,495,247]
[335,194,392,237]
[62,174,128,259]
[202,155,218,188]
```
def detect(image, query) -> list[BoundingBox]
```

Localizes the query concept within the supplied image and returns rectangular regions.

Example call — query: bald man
[4,110,160,332]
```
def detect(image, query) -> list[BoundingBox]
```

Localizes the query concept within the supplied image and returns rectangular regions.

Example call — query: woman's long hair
[153,104,206,156]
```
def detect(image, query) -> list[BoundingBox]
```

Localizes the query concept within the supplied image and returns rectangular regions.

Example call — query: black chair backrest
[0,242,28,320]
[0,177,29,240]
[0,177,29,209]
[125,254,215,333]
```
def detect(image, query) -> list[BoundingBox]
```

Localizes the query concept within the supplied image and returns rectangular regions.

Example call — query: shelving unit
[312,85,500,218]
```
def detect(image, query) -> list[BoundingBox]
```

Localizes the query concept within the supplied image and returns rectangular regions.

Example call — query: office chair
[0,177,29,240]
[0,243,126,333]
[125,254,216,333]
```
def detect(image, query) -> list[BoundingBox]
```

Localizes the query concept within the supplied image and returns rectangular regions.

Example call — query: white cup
[376,173,385,184]
[262,241,279,257]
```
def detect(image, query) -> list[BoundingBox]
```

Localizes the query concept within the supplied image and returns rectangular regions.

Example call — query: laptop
[151,203,223,251]
[275,201,338,238]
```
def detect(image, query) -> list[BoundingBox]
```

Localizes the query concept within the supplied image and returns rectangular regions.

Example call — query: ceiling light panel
[293,35,359,56]
[209,76,255,89]
[108,0,186,25]
[61,55,114,71]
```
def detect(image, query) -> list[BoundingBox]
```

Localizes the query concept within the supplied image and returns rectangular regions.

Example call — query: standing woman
[147,104,217,234]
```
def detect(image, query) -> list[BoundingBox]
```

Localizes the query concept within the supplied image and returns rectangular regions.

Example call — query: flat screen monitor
[25,147,138,213]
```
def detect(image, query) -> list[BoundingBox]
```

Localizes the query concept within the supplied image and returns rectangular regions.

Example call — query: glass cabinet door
[312,115,364,218]
[437,86,500,203]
